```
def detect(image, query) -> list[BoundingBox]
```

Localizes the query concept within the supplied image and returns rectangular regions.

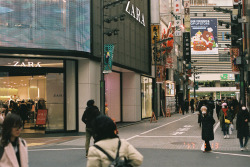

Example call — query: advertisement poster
[190,18,218,55]
[103,44,114,73]
[36,109,48,125]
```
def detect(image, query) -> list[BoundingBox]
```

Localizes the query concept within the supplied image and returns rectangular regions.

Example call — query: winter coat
[236,109,249,138]
[207,100,215,116]
[219,108,234,129]
[82,106,100,129]
[0,138,28,167]
[201,114,215,141]
[87,138,143,167]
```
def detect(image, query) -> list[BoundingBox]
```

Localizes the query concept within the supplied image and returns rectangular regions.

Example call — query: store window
[0,58,66,133]
[141,76,153,118]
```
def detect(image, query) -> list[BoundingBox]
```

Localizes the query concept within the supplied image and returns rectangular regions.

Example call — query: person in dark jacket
[215,100,222,120]
[207,97,215,117]
[82,100,100,157]
[236,105,249,151]
[184,99,189,114]
[190,99,195,113]
[201,106,215,152]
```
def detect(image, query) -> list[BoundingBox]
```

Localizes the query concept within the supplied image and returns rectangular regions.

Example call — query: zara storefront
[0,0,151,134]
[0,0,91,133]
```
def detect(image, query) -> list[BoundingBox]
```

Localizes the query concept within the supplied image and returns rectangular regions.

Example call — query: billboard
[190,18,218,55]
[0,0,90,52]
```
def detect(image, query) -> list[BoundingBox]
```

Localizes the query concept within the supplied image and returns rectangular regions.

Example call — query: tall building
[189,0,239,99]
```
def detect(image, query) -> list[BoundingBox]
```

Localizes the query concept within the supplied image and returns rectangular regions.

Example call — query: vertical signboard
[174,0,182,36]
[230,47,240,73]
[156,65,164,83]
[190,18,218,55]
[184,0,190,32]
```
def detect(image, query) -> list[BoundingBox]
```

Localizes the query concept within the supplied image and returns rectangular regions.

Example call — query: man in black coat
[207,97,215,117]
[82,100,100,157]
[236,105,249,151]
[201,106,215,152]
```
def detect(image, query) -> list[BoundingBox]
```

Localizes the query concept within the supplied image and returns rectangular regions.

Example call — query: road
[27,112,250,167]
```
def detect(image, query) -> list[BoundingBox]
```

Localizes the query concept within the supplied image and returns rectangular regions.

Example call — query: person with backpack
[0,114,28,167]
[82,99,101,157]
[87,115,143,167]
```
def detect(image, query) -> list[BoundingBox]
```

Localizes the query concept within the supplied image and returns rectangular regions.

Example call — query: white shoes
[224,135,227,139]
[227,135,230,139]
[244,147,248,150]
[241,147,244,151]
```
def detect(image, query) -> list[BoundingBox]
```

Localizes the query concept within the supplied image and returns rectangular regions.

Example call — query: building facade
[0,0,152,134]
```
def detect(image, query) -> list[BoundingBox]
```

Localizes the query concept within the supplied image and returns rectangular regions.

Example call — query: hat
[222,103,227,106]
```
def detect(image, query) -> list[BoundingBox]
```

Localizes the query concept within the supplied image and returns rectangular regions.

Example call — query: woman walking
[201,106,215,152]
[220,103,233,139]
[236,105,249,151]
[87,115,143,167]
[0,114,28,167]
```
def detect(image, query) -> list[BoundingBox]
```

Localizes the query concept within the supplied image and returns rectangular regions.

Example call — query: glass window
[141,76,153,118]
[46,73,64,131]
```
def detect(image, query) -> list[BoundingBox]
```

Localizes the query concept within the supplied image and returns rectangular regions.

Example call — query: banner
[190,18,218,55]
[156,65,164,83]
[103,44,114,73]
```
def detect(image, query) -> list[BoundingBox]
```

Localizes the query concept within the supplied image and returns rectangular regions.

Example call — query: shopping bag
[229,124,234,135]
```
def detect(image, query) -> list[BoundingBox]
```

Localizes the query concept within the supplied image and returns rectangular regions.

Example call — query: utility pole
[100,0,105,114]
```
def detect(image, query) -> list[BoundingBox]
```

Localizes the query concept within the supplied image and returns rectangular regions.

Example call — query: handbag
[224,115,230,124]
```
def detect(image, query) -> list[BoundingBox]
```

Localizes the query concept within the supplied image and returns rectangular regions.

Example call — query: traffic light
[183,32,191,63]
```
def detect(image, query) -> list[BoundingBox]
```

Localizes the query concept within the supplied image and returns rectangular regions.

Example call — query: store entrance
[0,67,64,134]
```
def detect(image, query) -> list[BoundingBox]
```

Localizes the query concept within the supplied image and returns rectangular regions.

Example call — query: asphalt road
[28,112,250,167]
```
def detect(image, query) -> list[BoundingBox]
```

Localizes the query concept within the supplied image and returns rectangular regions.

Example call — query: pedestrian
[201,106,215,152]
[87,115,143,167]
[0,114,28,167]
[207,97,215,117]
[215,100,222,120]
[236,105,249,151]
[190,99,195,113]
[220,103,233,139]
[184,99,189,114]
[82,99,101,157]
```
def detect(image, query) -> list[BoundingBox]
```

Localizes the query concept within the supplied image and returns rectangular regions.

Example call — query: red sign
[36,109,48,125]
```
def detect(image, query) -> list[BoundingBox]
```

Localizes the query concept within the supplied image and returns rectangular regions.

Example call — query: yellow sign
[151,25,159,44]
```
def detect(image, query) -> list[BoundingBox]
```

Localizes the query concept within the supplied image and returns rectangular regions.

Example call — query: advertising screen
[0,0,90,52]
[190,18,218,55]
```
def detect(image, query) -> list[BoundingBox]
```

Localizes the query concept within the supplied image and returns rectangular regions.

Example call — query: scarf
[222,108,228,117]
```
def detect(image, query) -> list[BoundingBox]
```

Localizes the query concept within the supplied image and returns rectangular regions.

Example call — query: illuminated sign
[125,1,145,26]
[13,61,41,67]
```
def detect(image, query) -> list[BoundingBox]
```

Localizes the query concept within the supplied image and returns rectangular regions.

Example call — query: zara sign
[125,1,145,26]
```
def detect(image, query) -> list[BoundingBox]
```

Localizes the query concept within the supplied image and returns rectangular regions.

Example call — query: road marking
[27,143,45,147]
[201,121,220,151]
[212,151,250,158]
[29,148,84,152]
[140,115,190,135]
[126,115,190,141]
[137,136,200,138]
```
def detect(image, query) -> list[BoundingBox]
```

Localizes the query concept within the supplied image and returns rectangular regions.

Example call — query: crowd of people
[192,96,249,152]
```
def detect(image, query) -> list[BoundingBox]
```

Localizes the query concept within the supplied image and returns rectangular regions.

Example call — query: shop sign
[125,1,145,26]
[13,61,41,67]
[230,47,240,73]
[174,0,181,14]
[220,74,234,80]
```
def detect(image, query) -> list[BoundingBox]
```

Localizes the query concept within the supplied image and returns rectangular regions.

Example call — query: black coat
[201,114,215,141]
[82,106,100,128]
[236,109,249,138]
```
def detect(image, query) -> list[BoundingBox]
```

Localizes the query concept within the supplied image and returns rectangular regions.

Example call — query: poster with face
[190,18,218,55]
